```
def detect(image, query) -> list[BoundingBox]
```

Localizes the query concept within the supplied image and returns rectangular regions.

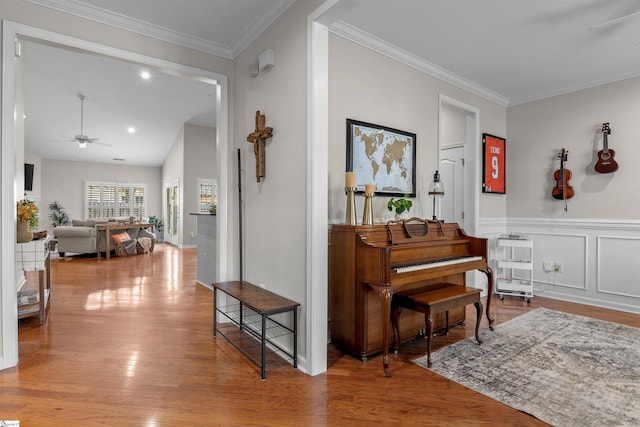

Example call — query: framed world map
[346,119,416,197]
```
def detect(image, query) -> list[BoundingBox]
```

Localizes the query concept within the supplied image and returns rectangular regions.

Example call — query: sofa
[53,218,156,256]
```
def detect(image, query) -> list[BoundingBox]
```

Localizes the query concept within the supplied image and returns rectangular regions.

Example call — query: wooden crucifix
[246,110,273,182]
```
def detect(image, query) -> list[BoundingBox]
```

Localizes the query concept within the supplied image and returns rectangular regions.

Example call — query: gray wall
[328,34,508,223]
[507,76,640,219]
[183,123,217,247]
[41,159,162,227]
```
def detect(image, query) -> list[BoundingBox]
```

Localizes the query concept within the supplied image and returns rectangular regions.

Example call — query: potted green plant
[387,195,413,219]
[48,201,71,227]
[148,215,164,242]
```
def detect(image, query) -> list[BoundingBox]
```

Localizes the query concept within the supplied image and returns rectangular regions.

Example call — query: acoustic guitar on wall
[595,122,619,173]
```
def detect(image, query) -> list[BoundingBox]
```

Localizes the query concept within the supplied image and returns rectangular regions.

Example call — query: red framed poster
[482,133,506,194]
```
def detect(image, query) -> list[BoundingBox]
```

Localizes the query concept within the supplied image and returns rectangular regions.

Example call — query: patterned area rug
[413,308,640,427]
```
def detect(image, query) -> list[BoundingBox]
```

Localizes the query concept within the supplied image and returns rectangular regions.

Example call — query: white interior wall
[162,126,185,246]
[327,33,508,224]
[233,0,325,372]
[183,123,217,247]
[507,76,640,219]
[502,76,640,314]
[41,159,162,226]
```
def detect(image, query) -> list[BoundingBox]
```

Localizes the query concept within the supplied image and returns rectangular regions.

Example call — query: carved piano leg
[373,285,393,377]
[474,300,483,344]
[483,267,496,330]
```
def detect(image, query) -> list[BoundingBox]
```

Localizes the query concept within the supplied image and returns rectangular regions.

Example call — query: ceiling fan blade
[589,10,640,30]
[93,140,112,147]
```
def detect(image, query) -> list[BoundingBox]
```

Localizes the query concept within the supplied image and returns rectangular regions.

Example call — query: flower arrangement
[17,199,39,230]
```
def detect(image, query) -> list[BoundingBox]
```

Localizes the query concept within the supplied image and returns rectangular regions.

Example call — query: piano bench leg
[445,310,449,336]
[474,301,483,345]
[426,313,434,368]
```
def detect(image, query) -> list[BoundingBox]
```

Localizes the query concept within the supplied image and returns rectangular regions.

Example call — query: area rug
[413,308,640,427]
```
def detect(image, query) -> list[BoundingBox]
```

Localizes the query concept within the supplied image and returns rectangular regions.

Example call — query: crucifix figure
[246,110,273,182]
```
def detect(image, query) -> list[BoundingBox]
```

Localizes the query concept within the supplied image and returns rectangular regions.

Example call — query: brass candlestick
[345,187,357,225]
[362,193,374,225]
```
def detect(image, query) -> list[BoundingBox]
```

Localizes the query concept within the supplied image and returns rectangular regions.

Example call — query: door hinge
[461,211,465,219]
[15,40,22,57]
[461,158,465,166]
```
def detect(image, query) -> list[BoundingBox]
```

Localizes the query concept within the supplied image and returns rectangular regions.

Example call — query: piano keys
[394,255,483,273]
[329,220,494,377]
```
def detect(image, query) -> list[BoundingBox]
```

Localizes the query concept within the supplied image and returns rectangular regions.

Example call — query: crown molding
[508,68,640,106]
[228,0,296,58]
[25,0,295,59]
[330,21,509,108]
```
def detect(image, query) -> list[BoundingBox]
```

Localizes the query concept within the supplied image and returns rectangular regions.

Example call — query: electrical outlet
[543,260,553,272]
[258,282,265,289]
[554,261,563,273]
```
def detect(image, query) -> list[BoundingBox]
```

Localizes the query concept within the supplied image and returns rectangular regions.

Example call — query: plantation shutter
[84,181,146,219]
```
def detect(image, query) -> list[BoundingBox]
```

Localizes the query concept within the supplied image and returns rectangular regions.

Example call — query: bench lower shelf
[213,280,300,380]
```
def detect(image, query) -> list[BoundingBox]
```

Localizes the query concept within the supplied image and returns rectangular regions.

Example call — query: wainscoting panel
[597,236,640,299]
[525,232,587,290]
[479,218,640,315]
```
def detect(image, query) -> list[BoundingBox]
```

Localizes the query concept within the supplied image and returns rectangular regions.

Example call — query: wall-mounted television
[24,163,34,192]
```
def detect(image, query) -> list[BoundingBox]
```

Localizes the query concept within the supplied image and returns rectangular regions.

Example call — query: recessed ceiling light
[140,70,150,80]
[128,127,136,133]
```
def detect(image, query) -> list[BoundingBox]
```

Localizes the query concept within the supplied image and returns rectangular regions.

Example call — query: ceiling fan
[63,94,111,148]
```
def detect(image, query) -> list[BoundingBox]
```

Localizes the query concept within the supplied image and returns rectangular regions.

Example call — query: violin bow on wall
[552,148,575,212]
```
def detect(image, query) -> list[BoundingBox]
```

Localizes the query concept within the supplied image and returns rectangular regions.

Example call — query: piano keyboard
[394,256,483,274]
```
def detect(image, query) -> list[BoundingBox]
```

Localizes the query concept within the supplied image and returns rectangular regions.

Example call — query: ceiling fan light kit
[66,94,110,148]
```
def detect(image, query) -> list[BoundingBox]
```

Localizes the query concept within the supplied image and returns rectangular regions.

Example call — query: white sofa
[53,218,155,256]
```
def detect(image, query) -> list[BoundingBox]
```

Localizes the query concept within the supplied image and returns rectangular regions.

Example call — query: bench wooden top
[394,283,481,311]
[213,280,300,315]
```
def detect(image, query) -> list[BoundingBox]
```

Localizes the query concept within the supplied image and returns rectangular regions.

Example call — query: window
[85,181,147,219]
[197,178,217,213]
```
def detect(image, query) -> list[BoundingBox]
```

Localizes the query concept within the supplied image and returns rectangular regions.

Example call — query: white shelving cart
[495,235,533,303]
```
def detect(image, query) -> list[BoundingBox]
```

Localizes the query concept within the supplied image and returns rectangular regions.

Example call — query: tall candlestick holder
[345,187,357,225]
[362,192,374,225]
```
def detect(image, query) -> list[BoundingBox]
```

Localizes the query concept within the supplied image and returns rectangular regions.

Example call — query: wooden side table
[96,222,154,259]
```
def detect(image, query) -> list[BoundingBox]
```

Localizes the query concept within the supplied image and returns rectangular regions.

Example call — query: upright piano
[329,220,494,376]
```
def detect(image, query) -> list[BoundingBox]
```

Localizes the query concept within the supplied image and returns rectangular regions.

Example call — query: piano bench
[392,283,483,367]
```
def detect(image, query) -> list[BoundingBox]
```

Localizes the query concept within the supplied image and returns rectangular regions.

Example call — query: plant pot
[395,212,410,220]
[17,220,33,243]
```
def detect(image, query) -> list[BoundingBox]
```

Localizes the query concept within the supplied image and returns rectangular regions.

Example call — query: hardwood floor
[3,244,639,426]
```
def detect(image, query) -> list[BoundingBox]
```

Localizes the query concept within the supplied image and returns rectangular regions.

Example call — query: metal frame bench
[213,280,299,380]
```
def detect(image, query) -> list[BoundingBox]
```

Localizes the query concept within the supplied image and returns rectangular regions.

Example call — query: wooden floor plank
[2,243,638,426]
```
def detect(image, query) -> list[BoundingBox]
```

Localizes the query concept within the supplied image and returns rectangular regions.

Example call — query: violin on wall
[595,122,619,173]
[552,148,574,211]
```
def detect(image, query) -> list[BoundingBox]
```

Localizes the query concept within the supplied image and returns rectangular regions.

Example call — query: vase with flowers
[17,199,38,243]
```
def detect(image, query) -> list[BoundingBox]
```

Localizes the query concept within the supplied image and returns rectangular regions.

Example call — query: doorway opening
[438,94,480,236]
[1,21,230,369]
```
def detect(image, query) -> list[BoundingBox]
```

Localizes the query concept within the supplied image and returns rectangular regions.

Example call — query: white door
[440,146,465,225]
[165,181,180,246]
